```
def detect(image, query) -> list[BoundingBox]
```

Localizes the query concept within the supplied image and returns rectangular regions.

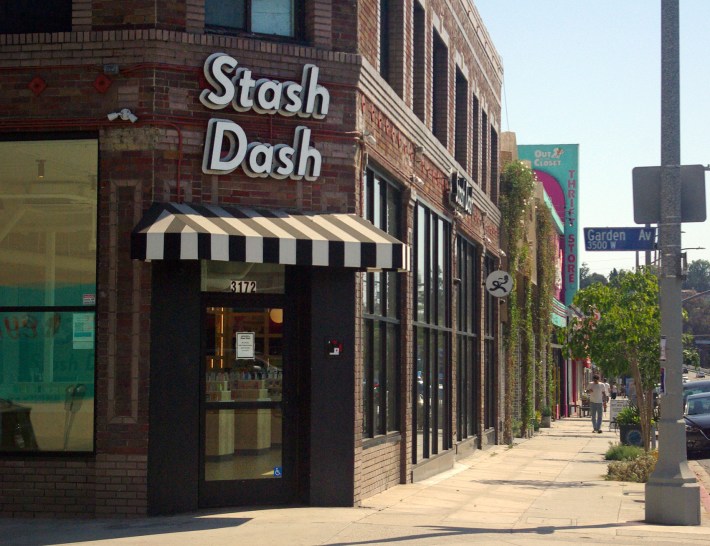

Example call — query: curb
[689,460,710,514]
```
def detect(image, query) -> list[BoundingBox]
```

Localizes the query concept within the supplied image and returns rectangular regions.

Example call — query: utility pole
[645,0,701,525]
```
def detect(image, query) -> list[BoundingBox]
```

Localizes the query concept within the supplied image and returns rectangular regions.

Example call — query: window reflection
[362,168,401,438]
[204,307,284,481]
[413,204,451,462]
[206,0,296,38]
[0,138,97,453]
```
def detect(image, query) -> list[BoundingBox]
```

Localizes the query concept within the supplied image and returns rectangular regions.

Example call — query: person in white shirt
[603,380,611,411]
[586,375,606,433]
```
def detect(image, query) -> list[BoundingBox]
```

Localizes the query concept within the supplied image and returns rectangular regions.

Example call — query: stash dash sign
[199,53,330,181]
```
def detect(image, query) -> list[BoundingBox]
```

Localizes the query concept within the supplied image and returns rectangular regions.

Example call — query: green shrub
[604,443,645,461]
[615,405,641,425]
[605,454,657,483]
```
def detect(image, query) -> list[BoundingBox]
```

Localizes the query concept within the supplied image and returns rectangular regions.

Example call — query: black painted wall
[308,268,356,506]
[147,261,201,515]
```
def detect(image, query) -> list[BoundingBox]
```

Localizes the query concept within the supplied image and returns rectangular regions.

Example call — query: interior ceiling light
[269,308,283,324]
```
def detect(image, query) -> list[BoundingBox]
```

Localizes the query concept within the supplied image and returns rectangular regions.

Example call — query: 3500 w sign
[584,227,656,251]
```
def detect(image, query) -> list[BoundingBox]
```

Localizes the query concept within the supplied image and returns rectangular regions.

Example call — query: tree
[563,269,660,450]
[683,293,710,337]
[583,272,607,289]
[683,259,710,292]
[579,263,607,289]
[682,333,700,370]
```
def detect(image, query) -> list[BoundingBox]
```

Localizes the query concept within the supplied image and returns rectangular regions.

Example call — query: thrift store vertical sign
[518,144,580,306]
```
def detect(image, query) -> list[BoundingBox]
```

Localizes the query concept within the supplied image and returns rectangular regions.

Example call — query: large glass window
[362,168,401,438]
[206,0,299,38]
[0,1,71,34]
[0,137,97,453]
[413,204,451,462]
[483,255,497,429]
[456,237,478,440]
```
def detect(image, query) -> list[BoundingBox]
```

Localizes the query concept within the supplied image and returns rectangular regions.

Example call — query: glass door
[200,299,296,507]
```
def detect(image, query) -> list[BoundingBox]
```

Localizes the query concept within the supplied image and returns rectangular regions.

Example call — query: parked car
[684,392,710,455]
[682,379,710,404]
[685,392,710,416]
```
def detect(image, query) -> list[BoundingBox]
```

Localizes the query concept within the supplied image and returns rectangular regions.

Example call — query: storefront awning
[131,202,410,271]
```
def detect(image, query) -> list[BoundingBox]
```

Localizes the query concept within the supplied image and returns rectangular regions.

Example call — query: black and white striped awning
[131,203,409,271]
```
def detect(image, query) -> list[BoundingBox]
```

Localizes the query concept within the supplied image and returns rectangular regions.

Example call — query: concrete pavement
[3,416,710,545]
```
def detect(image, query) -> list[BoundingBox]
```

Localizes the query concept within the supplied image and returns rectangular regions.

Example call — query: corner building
[0,1,503,516]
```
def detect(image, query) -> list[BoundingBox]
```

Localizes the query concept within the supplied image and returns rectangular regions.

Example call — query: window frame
[0,133,99,456]
[456,236,479,441]
[0,1,72,34]
[362,167,402,440]
[413,203,452,463]
[432,29,449,147]
[483,254,497,430]
[205,0,305,41]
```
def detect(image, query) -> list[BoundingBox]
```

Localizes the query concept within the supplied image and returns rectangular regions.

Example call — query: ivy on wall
[499,161,536,442]
[500,160,559,439]
[536,206,558,410]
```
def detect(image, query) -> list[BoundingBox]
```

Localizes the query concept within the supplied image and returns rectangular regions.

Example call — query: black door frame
[198,292,299,508]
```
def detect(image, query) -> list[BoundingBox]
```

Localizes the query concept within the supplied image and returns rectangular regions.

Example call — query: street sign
[632,164,707,223]
[583,227,656,251]
[485,271,513,297]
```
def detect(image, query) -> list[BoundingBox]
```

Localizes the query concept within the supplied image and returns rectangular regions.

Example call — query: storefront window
[0,137,98,453]
[413,204,451,462]
[483,254,497,429]
[362,168,401,438]
[456,237,479,440]
[206,0,298,38]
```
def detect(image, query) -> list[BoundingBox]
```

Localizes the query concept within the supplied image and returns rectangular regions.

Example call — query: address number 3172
[230,280,256,293]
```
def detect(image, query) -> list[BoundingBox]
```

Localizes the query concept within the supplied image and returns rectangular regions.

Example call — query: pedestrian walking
[610,383,618,400]
[586,374,605,433]
[603,379,610,412]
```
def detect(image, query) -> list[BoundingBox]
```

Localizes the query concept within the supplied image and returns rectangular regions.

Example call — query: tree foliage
[579,262,608,289]
[683,333,700,370]
[536,206,558,409]
[563,269,660,450]
[683,259,710,292]
[682,284,710,352]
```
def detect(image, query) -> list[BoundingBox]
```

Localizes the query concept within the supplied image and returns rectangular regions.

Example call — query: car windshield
[685,395,710,416]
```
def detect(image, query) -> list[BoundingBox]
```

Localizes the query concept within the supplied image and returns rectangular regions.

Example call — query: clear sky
[474,0,709,276]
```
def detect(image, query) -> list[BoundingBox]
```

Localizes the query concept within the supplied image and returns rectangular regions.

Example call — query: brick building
[0,1,504,516]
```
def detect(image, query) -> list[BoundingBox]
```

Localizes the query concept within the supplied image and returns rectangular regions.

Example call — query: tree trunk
[629,358,653,451]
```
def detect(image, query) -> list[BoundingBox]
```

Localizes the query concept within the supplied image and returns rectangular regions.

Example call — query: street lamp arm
[682,289,710,303]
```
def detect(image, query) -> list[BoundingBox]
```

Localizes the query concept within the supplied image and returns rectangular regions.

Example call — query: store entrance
[199,295,299,507]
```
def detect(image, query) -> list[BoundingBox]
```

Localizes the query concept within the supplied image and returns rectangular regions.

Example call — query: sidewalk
[3,416,710,546]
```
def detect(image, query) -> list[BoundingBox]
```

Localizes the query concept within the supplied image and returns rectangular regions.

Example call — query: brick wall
[0,0,504,515]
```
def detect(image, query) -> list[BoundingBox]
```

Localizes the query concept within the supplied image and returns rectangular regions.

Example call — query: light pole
[645,0,701,525]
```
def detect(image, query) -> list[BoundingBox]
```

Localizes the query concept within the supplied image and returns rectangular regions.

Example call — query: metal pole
[645,0,700,525]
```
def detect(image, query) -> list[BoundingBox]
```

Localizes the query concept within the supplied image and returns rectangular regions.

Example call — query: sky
[474,0,709,276]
